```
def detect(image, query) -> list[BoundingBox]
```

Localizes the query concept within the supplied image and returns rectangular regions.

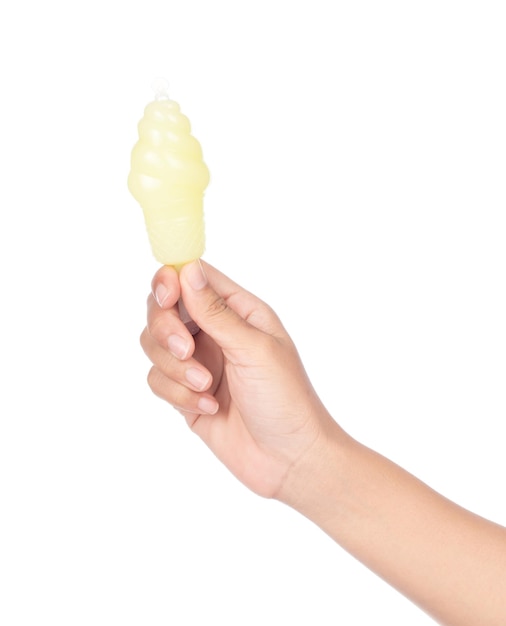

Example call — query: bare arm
[281,427,506,626]
[142,261,506,625]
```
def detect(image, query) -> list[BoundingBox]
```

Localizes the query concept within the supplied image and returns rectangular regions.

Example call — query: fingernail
[186,260,207,291]
[155,284,169,308]
[168,334,190,360]
[185,367,211,391]
[197,396,219,415]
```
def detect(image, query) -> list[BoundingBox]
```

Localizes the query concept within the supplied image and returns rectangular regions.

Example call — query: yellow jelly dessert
[128,89,209,266]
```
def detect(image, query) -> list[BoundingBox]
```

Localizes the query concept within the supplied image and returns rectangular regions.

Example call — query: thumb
[179,260,265,351]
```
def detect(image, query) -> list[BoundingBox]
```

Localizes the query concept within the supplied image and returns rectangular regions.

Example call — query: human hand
[141,263,506,626]
[140,261,338,499]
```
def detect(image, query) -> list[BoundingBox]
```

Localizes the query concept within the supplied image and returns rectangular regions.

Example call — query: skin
[140,260,506,626]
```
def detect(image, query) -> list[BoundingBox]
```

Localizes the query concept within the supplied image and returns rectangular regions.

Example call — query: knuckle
[139,327,150,351]
[204,294,229,320]
[147,312,167,342]
[146,365,161,391]
[147,366,194,411]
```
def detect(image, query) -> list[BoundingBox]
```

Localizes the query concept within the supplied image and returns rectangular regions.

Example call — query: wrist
[275,412,353,522]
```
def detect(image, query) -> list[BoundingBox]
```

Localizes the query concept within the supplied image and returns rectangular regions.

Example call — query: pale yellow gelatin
[128,97,209,266]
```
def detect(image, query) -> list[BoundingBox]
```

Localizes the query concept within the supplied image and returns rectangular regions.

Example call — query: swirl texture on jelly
[128,98,209,266]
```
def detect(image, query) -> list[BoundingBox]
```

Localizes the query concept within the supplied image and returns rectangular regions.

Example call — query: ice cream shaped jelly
[128,82,210,267]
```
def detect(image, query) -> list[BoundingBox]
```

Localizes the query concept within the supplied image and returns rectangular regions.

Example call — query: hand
[140,261,338,499]
[141,263,506,626]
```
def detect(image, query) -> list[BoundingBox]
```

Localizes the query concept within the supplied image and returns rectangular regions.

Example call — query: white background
[0,1,505,624]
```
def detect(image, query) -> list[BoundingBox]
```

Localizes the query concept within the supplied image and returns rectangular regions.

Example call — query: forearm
[279,421,506,625]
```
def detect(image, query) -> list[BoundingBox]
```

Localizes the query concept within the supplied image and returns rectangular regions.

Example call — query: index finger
[151,265,181,309]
